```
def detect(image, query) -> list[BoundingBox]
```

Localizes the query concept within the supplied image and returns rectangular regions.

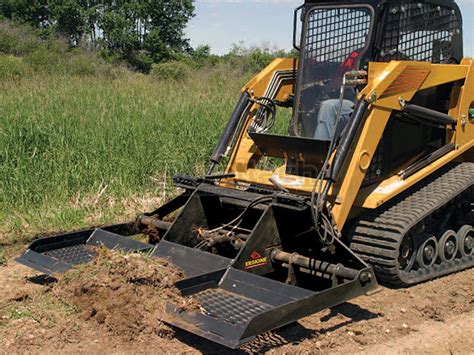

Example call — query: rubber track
[349,162,474,286]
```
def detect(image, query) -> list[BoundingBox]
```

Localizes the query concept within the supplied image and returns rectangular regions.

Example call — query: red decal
[250,251,262,260]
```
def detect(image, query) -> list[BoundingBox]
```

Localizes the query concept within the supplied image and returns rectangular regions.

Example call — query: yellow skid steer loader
[18,0,474,348]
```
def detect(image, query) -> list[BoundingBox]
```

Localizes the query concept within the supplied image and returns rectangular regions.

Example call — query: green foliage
[0,20,124,77]
[66,52,100,76]
[0,0,49,28]
[186,45,219,68]
[191,45,211,62]
[0,20,39,55]
[0,55,28,79]
[170,43,294,75]
[126,50,155,73]
[150,60,190,80]
[23,45,63,72]
[49,0,85,44]
[0,0,195,71]
[226,43,292,73]
[96,0,195,71]
[23,44,103,76]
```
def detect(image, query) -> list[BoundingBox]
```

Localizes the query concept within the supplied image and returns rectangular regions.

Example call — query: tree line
[0,0,194,71]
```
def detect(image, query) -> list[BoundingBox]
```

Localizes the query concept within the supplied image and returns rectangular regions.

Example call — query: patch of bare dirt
[260,268,474,354]
[0,263,44,306]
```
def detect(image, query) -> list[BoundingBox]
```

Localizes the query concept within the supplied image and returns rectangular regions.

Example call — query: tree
[49,0,86,45]
[0,0,49,28]
[99,0,195,71]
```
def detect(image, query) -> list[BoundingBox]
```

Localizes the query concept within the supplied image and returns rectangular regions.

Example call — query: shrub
[66,53,99,76]
[224,44,277,73]
[150,61,190,81]
[0,55,29,80]
[127,51,155,73]
[0,20,39,56]
[24,46,64,73]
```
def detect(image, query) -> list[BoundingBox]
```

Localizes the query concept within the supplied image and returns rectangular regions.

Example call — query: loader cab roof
[300,0,463,61]
[303,0,460,6]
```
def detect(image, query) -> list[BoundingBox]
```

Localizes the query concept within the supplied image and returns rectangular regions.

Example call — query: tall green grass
[0,19,294,245]
[0,67,250,244]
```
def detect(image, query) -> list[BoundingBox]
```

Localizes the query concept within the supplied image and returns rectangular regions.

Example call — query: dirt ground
[0,250,473,354]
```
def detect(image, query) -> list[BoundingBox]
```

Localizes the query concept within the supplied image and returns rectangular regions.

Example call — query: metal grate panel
[380,1,460,63]
[197,288,271,326]
[44,244,96,265]
[304,7,372,67]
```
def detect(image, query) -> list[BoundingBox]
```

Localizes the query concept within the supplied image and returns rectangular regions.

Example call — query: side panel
[354,60,474,210]
[331,108,392,227]
[332,61,473,227]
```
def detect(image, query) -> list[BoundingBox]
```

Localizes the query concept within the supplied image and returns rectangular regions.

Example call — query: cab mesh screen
[304,7,372,66]
[380,1,460,63]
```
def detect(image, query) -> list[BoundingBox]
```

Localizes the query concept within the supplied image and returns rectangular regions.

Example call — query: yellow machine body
[221,58,474,231]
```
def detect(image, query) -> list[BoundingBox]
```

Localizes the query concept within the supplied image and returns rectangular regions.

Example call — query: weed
[61,269,82,284]
[101,259,115,269]
[5,307,32,320]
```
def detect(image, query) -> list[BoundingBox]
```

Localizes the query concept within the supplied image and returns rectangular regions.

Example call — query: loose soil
[55,249,200,340]
[0,249,473,354]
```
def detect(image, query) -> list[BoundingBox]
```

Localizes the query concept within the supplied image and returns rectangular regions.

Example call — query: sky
[185,0,474,57]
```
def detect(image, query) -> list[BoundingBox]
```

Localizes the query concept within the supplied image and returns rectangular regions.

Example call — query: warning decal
[244,250,268,269]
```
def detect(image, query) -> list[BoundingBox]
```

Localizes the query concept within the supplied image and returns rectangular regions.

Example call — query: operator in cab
[312,50,360,142]
[294,49,362,142]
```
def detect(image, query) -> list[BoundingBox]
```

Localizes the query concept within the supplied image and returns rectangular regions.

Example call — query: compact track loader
[18,0,474,348]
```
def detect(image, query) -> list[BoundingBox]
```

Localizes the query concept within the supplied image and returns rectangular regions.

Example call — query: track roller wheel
[399,232,416,272]
[457,225,473,257]
[416,236,438,268]
[437,230,457,262]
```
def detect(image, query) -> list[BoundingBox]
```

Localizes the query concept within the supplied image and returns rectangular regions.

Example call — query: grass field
[0,68,250,244]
